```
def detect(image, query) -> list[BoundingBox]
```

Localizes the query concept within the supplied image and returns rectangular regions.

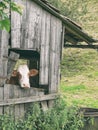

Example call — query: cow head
[11,65,38,88]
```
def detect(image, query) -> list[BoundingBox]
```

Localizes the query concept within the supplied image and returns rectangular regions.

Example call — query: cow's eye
[18,72,22,79]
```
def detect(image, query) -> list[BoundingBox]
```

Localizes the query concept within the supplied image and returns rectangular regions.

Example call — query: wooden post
[0,52,20,86]
[0,30,9,87]
[7,51,20,79]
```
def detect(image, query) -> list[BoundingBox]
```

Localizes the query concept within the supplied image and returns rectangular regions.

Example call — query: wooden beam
[64,35,78,44]
[0,93,59,106]
[84,112,98,117]
[64,44,98,49]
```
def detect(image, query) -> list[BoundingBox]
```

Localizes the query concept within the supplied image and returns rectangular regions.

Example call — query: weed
[0,98,84,130]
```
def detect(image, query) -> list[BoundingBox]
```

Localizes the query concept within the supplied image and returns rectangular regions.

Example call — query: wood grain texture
[39,10,51,85]
[0,93,58,106]
[11,0,42,50]
[0,30,9,86]
[3,84,10,114]
[60,25,65,60]
[26,1,42,49]
[7,52,20,80]
[0,87,4,114]
[0,84,57,106]
[49,16,62,93]
[11,0,23,48]
[0,84,46,118]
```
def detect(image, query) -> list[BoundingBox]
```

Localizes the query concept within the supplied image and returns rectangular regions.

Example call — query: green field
[60,48,98,108]
[52,0,98,108]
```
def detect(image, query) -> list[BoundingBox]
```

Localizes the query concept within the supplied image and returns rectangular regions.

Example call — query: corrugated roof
[32,0,97,45]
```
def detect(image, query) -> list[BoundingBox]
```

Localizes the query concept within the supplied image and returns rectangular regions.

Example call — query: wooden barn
[0,0,96,118]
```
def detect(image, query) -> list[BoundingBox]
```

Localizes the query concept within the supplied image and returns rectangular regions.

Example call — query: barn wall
[39,11,62,90]
[39,10,51,85]
[11,0,42,50]
[48,16,62,93]
[0,30,9,86]
[0,84,44,117]
[11,0,63,92]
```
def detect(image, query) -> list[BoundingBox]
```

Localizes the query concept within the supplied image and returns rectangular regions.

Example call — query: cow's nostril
[23,84,26,87]
[23,84,27,88]
[23,84,30,88]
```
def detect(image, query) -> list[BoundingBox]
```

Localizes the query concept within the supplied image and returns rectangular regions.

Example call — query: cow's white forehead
[17,65,29,74]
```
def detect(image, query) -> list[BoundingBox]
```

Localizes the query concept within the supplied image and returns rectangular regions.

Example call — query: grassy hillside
[47,0,98,108]
[60,48,98,108]
[48,0,98,39]
[58,0,98,108]
[81,0,98,39]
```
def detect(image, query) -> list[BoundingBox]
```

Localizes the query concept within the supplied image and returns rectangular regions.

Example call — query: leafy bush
[0,98,84,130]
[0,0,22,31]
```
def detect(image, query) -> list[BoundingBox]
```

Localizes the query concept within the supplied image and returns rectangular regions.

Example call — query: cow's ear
[11,70,18,77]
[29,69,38,77]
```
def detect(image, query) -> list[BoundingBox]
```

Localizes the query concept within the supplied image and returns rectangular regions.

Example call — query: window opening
[7,49,40,88]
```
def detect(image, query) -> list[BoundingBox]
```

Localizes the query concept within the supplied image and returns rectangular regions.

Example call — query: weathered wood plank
[39,10,46,84]
[3,84,10,114]
[39,87,48,111]
[0,52,19,86]
[14,85,24,120]
[11,0,23,48]
[48,100,55,108]
[39,10,50,85]
[2,84,45,118]
[7,52,20,79]
[21,92,29,119]
[0,93,59,106]
[11,0,27,48]
[26,0,42,49]
[55,20,62,90]
[11,29,21,48]
[0,59,3,73]
[0,30,9,58]
[2,58,8,77]
[0,30,9,86]
[41,101,48,111]
[11,0,42,50]
[49,16,62,93]
[48,17,60,106]
[0,58,8,86]
[60,25,65,60]
[9,85,15,116]
[20,0,27,49]
[49,16,57,93]
[0,87,4,114]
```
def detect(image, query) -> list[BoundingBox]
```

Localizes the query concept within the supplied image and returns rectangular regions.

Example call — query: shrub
[0,98,84,130]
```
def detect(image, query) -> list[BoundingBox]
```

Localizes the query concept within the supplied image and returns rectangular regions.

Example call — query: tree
[0,0,22,32]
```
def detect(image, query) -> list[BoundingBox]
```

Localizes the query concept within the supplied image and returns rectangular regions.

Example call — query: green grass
[60,48,98,108]
[59,1,98,109]
[61,49,98,77]
[61,84,86,93]
[94,72,98,77]
[72,98,98,108]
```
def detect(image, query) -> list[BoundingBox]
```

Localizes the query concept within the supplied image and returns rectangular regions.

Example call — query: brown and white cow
[7,65,38,88]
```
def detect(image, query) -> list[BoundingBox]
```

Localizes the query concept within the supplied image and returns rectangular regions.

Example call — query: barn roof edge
[32,0,97,44]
